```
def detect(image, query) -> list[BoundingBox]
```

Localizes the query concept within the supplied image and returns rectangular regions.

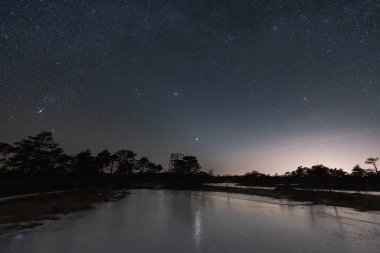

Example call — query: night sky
[0,0,379,175]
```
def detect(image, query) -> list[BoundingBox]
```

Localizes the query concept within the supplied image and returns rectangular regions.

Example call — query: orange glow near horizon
[207,128,380,175]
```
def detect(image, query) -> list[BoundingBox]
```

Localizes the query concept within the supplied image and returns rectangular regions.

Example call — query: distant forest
[0,131,379,197]
[220,162,379,191]
[215,156,379,191]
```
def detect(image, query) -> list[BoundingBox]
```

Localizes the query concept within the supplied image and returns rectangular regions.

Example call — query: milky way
[0,0,379,174]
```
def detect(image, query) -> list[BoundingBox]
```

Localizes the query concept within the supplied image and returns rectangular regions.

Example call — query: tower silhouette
[169,153,184,171]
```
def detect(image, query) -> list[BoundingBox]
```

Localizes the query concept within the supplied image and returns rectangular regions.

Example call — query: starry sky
[0,0,379,175]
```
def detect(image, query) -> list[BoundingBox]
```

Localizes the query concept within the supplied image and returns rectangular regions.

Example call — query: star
[36,107,46,114]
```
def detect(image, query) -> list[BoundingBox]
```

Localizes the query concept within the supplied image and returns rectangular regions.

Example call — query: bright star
[195,137,199,141]
[37,107,45,114]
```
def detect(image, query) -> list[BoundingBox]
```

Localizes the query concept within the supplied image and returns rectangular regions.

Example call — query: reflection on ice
[193,209,202,248]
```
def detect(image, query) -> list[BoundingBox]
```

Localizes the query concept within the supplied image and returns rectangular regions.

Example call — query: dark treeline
[0,131,207,197]
[214,162,380,191]
[1,131,379,197]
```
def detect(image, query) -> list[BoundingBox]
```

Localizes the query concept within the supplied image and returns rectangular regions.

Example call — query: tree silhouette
[9,132,65,175]
[352,164,366,177]
[146,162,163,173]
[137,157,150,173]
[6,132,66,193]
[95,150,112,174]
[172,156,201,175]
[245,170,265,178]
[114,150,137,175]
[365,157,379,174]
[291,166,308,178]
[0,142,13,171]
[109,153,118,174]
[308,164,330,178]
[329,168,347,178]
[73,150,96,176]
[54,153,72,174]
[152,163,163,173]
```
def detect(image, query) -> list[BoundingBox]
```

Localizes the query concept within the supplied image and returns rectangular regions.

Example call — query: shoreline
[194,185,380,211]
[0,189,129,236]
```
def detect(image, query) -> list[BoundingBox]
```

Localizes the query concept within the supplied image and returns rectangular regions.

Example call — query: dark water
[1,190,380,253]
